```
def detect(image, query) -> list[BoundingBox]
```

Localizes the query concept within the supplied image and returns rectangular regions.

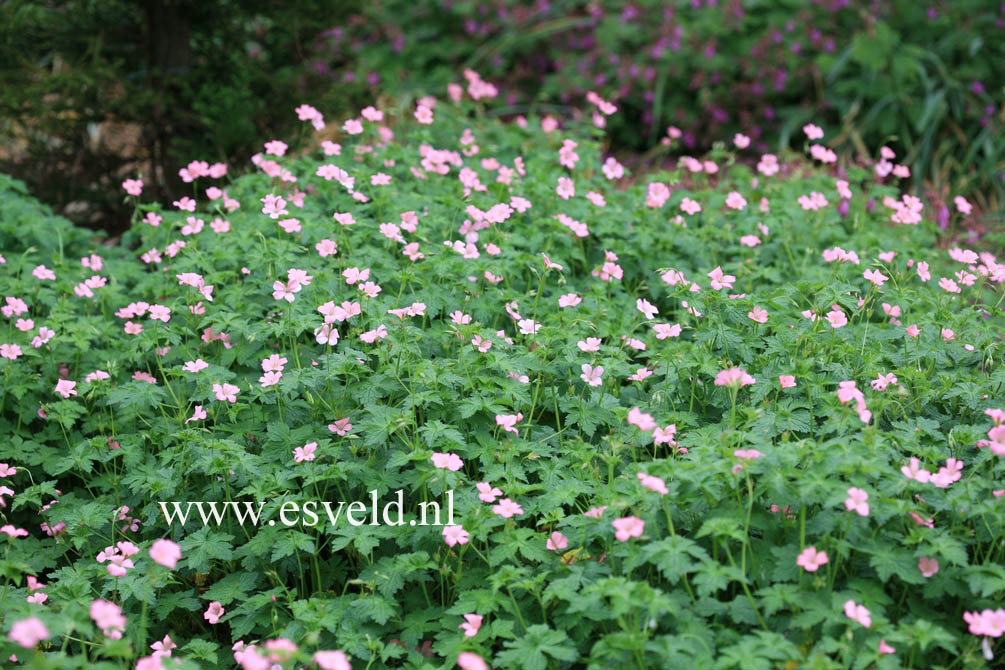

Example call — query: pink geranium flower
[826,308,848,328]
[580,364,604,387]
[8,616,50,648]
[637,472,668,495]
[796,546,829,572]
[612,516,645,541]
[212,383,239,403]
[844,487,870,516]
[54,379,77,398]
[91,599,127,638]
[294,442,317,463]
[431,452,463,471]
[457,652,488,670]
[184,405,207,424]
[459,613,483,638]
[204,601,225,624]
[492,498,523,518]
[627,407,657,432]
[843,600,872,627]
[918,556,939,578]
[149,539,182,569]
[546,531,569,551]
[714,367,755,388]
[442,525,470,547]
[496,413,523,434]
[476,482,502,503]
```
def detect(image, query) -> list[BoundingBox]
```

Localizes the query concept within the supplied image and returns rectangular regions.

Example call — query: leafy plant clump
[1,74,1004,669]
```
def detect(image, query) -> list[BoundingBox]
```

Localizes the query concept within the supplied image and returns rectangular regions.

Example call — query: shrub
[1,75,1004,669]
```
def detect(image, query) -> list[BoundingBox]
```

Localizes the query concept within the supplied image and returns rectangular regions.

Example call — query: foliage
[1,75,1004,669]
[314,0,1004,213]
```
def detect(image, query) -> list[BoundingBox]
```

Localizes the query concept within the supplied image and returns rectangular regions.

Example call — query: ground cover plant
[312,0,1004,214]
[1,72,1004,669]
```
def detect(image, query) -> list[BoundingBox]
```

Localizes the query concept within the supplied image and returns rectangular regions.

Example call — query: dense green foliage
[1,84,1004,668]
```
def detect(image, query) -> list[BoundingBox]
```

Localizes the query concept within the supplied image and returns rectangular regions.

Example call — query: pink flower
[577,337,601,352]
[183,359,208,373]
[725,191,747,210]
[556,176,575,199]
[149,539,182,569]
[906,324,921,338]
[204,601,225,624]
[747,306,768,323]
[733,133,750,148]
[779,375,796,388]
[1,343,22,360]
[612,516,645,541]
[844,487,870,517]
[546,531,569,551]
[91,599,127,638]
[459,613,483,638]
[173,196,196,212]
[496,413,523,434]
[637,472,668,495]
[294,442,318,463]
[826,308,848,328]
[476,482,502,503]
[627,407,657,432]
[264,140,287,156]
[584,506,607,519]
[457,652,488,670]
[647,182,670,208]
[901,458,932,483]
[636,298,659,319]
[796,546,829,572]
[918,556,939,578]
[316,239,338,257]
[54,379,77,398]
[328,418,352,435]
[492,498,523,518]
[863,269,888,286]
[602,157,624,179]
[878,639,896,655]
[313,650,352,670]
[431,452,464,471]
[8,617,50,648]
[652,425,678,446]
[707,266,735,290]
[185,405,207,424]
[963,608,1005,638]
[122,178,143,196]
[843,600,872,628]
[932,458,963,488]
[442,524,470,547]
[212,383,239,403]
[680,197,702,215]
[472,335,492,353]
[32,265,56,280]
[414,105,433,124]
[733,449,763,461]
[803,123,824,140]
[580,364,604,387]
[558,293,581,308]
[652,323,681,340]
[714,367,756,388]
